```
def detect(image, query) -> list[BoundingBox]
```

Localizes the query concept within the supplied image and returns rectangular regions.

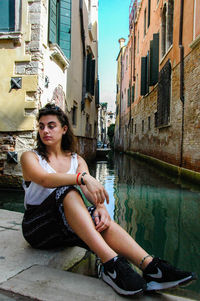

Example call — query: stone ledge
[0,209,91,284]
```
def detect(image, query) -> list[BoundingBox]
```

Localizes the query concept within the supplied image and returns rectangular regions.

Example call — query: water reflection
[90,152,200,298]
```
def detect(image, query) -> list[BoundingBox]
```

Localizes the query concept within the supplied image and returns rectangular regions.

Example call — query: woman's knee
[63,189,84,208]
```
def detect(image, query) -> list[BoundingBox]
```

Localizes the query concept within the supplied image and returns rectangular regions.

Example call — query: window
[148,116,151,130]
[149,33,159,86]
[131,85,135,103]
[141,55,148,96]
[167,0,174,48]
[49,0,71,59]
[126,54,128,70]
[86,52,96,95]
[148,0,151,28]
[142,120,144,133]
[0,0,21,32]
[161,4,167,56]
[157,60,171,127]
[72,105,77,126]
[144,8,147,37]
[161,1,174,57]
[194,0,200,39]
[131,118,134,134]
[137,31,139,54]
[127,88,130,107]
[135,123,137,134]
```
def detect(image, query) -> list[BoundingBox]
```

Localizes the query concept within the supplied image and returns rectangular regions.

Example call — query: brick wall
[117,41,200,172]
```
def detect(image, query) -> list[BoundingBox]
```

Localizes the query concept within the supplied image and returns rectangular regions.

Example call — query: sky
[98,0,131,112]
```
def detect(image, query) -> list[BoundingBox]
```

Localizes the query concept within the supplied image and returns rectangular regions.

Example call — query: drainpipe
[128,34,133,149]
[119,51,123,138]
[179,0,184,167]
[79,0,86,111]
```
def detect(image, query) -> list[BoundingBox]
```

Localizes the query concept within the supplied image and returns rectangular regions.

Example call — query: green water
[89,152,200,299]
[0,152,200,299]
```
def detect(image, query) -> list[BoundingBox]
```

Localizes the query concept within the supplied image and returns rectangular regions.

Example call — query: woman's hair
[36,103,76,161]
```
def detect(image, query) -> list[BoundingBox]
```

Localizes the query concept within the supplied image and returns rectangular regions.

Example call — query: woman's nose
[43,126,49,133]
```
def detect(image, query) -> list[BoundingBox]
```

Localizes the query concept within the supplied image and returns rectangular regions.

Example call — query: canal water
[0,152,200,299]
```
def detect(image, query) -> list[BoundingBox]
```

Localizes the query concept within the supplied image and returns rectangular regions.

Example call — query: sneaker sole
[146,275,195,291]
[102,273,144,295]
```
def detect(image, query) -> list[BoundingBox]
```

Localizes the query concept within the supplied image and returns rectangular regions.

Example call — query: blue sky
[98,0,131,111]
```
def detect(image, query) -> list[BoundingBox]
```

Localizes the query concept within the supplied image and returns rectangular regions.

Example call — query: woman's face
[38,114,67,146]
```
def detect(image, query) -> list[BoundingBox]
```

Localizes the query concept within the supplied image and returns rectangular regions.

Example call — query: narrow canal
[0,152,200,299]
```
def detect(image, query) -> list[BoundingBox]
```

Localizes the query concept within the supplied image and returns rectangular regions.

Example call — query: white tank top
[23,151,78,207]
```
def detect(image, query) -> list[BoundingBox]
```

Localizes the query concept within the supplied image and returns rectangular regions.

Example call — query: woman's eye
[39,125,44,130]
[48,124,55,129]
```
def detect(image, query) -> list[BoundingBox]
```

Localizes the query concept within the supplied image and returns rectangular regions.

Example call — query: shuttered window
[157,60,171,127]
[0,0,15,32]
[141,56,149,96]
[49,0,71,59]
[127,88,130,107]
[131,85,135,103]
[149,33,159,86]
[86,53,95,95]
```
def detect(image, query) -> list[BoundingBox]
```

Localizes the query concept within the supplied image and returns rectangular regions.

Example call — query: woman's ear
[63,125,68,135]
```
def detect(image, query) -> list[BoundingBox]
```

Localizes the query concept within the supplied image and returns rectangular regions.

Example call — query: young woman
[21,104,196,296]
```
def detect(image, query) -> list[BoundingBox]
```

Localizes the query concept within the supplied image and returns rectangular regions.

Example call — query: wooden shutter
[0,0,15,31]
[157,60,171,126]
[141,57,147,96]
[59,0,71,59]
[86,54,96,95]
[132,85,135,103]
[49,0,57,44]
[90,59,95,95]
[149,33,159,86]
[127,88,130,107]
[86,53,92,93]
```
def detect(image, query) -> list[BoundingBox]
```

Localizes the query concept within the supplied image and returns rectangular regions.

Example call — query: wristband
[81,172,87,185]
[76,173,81,185]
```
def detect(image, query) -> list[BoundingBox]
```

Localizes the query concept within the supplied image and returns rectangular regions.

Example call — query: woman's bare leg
[101,221,153,269]
[63,190,117,263]
[63,190,152,268]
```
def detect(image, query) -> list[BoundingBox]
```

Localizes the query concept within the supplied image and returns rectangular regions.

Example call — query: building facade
[115,0,200,172]
[0,0,99,186]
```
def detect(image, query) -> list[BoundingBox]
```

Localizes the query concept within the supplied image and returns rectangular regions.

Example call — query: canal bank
[0,209,198,301]
[125,151,200,186]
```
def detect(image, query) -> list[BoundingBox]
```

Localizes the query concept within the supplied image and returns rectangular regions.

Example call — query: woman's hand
[93,205,111,233]
[83,174,109,205]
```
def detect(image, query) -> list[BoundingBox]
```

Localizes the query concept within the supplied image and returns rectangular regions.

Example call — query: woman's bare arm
[21,151,109,205]
[77,155,109,205]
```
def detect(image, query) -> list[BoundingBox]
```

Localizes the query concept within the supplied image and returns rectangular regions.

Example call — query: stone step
[0,265,196,301]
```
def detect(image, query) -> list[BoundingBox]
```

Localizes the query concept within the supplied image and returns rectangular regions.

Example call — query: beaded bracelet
[81,172,87,185]
[139,254,153,269]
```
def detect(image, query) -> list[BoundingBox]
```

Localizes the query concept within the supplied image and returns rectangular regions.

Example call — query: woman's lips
[43,136,52,141]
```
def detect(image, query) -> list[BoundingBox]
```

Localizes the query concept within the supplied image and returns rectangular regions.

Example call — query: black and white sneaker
[100,256,146,295]
[143,257,197,291]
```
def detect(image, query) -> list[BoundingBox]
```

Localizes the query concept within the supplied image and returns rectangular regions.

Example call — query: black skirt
[22,186,96,249]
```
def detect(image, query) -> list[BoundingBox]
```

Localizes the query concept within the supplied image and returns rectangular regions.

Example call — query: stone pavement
[0,209,197,301]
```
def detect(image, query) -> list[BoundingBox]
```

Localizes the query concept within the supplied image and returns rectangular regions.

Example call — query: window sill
[0,31,22,45]
[160,44,173,65]
[190,34,200,49]
[157,123,171,130]
[50,43,70,70]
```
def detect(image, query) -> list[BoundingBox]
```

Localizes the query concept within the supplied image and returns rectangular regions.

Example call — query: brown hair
[36,103,76,161]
